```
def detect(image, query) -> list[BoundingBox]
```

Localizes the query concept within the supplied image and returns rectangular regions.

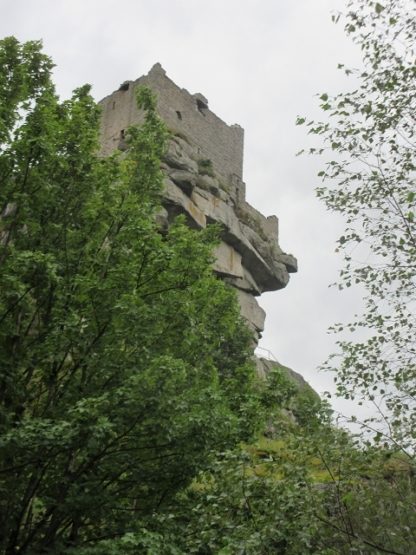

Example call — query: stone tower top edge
[98,63,245,182]
[142,62,243,134]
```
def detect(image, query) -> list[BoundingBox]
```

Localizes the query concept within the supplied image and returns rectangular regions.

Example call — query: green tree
[297,1,416,553]
[0,37,259,554]
[298,0,415,453]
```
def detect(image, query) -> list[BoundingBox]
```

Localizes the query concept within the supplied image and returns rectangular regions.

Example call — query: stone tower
[99,63,297,350]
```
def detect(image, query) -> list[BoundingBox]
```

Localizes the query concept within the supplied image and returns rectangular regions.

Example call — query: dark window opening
[118,129,127,152]
[176,110,182,120]
[196,98,207,116]
[112,101,116,110]
[118,82,130,92]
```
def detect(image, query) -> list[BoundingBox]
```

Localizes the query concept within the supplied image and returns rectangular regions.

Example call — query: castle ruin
[99,63,297,352]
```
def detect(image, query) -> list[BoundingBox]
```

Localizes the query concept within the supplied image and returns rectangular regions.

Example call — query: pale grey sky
[1,0,368,418]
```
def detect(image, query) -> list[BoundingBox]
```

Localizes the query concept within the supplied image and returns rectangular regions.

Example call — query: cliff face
[99,63,297,347]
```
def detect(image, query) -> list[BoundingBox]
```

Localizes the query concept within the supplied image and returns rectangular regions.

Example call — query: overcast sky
[1,0,369,419]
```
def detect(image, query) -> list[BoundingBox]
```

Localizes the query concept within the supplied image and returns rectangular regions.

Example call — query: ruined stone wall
[98,65,297,346]
[99,63,244,183]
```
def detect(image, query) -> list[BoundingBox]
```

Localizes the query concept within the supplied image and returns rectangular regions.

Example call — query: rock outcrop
[99,63,297,346]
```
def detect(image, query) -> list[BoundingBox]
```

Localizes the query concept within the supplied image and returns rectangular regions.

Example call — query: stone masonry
[99,63,297,346]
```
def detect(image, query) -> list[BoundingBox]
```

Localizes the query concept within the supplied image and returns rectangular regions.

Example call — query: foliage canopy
[298,0,416,453]
[0,36,259,553]
[296,1,416,552]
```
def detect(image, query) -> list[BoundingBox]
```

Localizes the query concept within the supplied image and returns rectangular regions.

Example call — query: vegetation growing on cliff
[197,158,215,177]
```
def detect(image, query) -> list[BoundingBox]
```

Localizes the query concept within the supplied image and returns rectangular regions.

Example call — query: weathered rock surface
[255,357,321,430]
[255,358,317,397]
[98,63,297,345]
[213,241,244,279]
[236,290,266,343]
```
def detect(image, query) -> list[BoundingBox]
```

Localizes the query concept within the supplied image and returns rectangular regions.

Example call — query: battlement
[99,63,244,183]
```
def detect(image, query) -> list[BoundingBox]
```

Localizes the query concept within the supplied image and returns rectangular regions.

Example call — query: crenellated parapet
[99,64,297,345]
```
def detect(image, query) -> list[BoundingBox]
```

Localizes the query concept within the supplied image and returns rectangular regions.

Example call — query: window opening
[196,98,207,116]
